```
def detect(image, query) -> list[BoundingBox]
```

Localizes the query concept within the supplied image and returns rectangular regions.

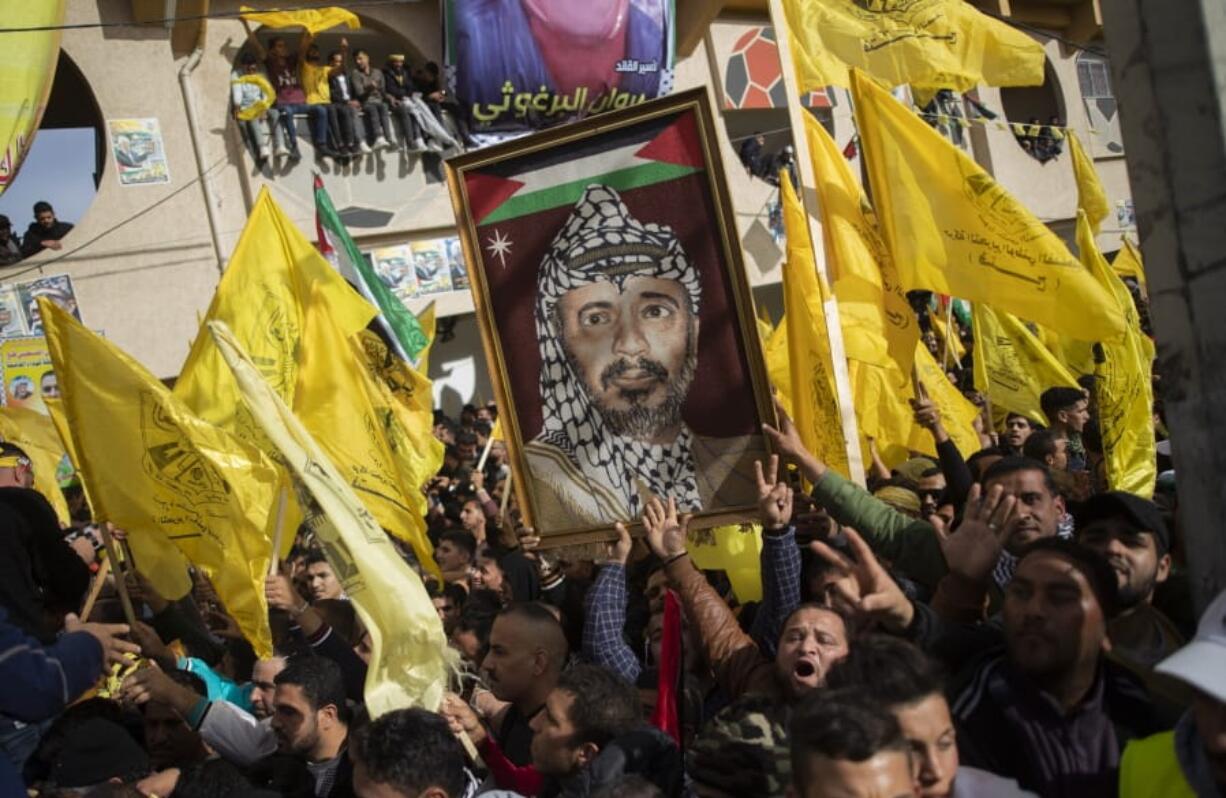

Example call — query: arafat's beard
[564,323,697,440]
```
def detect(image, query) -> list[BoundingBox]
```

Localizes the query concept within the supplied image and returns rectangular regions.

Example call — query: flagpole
[769,0,866,486]
[942,299,956,371]
[269,487,289,577]
[498,468,513,525]
[79,556,112,620]
[99,523,138,629]
[475,435,495,473]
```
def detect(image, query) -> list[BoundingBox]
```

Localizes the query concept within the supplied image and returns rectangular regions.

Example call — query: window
[1077,54,1114,101]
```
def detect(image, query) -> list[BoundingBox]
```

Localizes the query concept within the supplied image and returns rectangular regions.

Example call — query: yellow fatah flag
[1069,132,1110,235]
[1037,324,1098,379]
[850,70,1127,345]
[971,303,1080,426]
[763,318,794,418]
[930,309,967,365]
[1077,215,1156,497]
[1113,237,1147,296]
[239,5,360,34]
[0,405,71,526]
[805,113,917,372]
[415,301,437,374]
[780,177,850,477]
[294,290,441,581]
[783,0,1044,92]
[907,344,981,461]
[688,525,764,603]
[208,320,457,717]
[0,2,65,198]
[41,300,279,656]
[175,187,374,443]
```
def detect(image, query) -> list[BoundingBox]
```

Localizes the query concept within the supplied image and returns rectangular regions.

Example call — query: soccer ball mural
[723,26,833,110]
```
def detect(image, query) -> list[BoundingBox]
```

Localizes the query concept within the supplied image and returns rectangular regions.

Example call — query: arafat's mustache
[600,357,669,389]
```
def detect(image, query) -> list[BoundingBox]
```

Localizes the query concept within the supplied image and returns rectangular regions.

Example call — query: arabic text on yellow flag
[238,5,359,34]
[780,177,850,477]
[1113,237,1147,296]
[850,69,1127,345]
[0,405,71,526]
[41,299,279,656]
[294,290,441,581]
[971,303,1080,426]
[1078,214,1156,497]
[209,320,456,717]
[0,1,65,197]
[415,301,437,374]
[783,0,1044,92]
[805,112,917,373]
[1069,132,1110,235]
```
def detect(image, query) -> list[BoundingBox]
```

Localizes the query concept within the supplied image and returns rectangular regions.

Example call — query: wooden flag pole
[941,299,957,371]
[769,0,866,486]
[79,556,112,620]
[498,468,514,524]
[99,523,138,629]
[475,435,495,473]
[268,487,289,577]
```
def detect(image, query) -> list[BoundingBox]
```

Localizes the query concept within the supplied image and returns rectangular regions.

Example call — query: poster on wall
[443,0,675,141]
[371,245,419,303]
[0,336,55,413]
[444,237,469,291]
[411,240,454,296]
[16,273,79,335]
[0,286,28,337]
[108,118,171,186]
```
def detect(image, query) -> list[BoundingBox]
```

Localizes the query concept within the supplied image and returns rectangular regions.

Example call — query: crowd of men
[232,24,466,168]
[0,266,1224,798]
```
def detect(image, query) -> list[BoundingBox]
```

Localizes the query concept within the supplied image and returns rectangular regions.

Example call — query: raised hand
[440,692,487,746]
[809,528,914,633]
[938,483,1017,583]
[761,400,825,480]
[63,612,140,668]
[264,571,305,615]
[642,497,689,561]
[755,455,793,530]
[606,522,633,565]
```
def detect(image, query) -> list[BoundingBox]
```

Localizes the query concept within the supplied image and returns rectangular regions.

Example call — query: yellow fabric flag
[1037,324,1097,379]
[0,2,65,198]
[415,301,437,374]
[45,396,95,516]
[931,309,966,365]
[0,405,71,526]
[294,290,441,581]
[850,70,1127,345]
[783,0,1044,92]
[174,187,374,444]
[688,525,764,603]
[780,177,850,477]
[208,320,456,717]
[1112,237,1147,296]
[805,113,917,372]
[1069,132,1110,235]
[763,318,794,418]
[239,5,360,34]
[971,303,1080,426]
[907,344,981,461]
[41,300,278,655]
[1077,215,1156,497]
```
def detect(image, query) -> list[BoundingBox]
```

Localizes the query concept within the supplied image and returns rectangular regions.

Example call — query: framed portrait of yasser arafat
[445,88,776,548]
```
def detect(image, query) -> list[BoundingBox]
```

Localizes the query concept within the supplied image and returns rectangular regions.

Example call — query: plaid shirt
[749,526,802,658]
[583,562,641,682]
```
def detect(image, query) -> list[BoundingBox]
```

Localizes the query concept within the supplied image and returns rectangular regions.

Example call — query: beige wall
[24,3,1133,392]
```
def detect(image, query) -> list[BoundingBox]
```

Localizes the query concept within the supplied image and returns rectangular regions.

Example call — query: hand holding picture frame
[445,89,776,548]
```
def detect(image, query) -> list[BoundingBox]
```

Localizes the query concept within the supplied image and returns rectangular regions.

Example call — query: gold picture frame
[445,88,776,549]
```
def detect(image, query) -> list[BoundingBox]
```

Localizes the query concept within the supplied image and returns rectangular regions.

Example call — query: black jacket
[0,487,89,643]
[247,747,355,798]
[21,220,73,257]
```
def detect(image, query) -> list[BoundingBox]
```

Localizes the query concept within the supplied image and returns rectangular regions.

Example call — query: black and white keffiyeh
[535,184,703,517]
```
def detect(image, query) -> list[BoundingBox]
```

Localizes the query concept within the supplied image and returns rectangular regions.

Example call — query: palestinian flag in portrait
[314,175,430,364]
[462,107,760,442]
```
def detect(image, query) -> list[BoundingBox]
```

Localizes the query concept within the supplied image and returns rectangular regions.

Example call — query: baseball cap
[1073,490,1170,554]
[1154,588,1226,703]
